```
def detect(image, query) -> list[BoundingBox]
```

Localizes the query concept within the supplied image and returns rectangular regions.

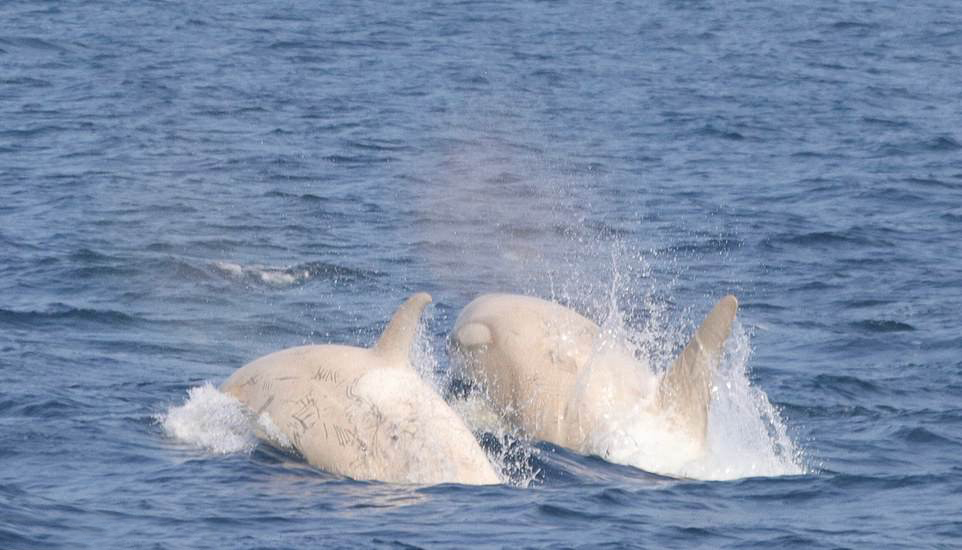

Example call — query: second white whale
[450,293,738,477]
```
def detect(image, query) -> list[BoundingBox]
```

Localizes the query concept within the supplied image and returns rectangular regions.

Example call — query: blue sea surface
[2,0,962,548]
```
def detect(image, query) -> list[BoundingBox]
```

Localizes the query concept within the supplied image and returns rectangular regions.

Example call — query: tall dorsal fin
[657,295,738,442]
[373,292,432,365]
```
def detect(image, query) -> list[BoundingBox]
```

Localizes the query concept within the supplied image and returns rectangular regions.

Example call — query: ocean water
[2,0,961,547]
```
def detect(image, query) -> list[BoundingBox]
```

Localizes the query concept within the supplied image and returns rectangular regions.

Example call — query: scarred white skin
[221,293,500,485]
[450,293,737,474]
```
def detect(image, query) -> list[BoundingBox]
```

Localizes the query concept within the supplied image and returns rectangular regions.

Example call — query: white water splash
[699,321,806,479]
[413,324,540,487]
[211,261,310,287]
[411,322,441,389]
[447,392,542,488]
[255,411,292,449]
[581,317,806,480]
[407,134,805,479]
[561,251,807,480]
[446,239,806,482]
[157,383,257,455]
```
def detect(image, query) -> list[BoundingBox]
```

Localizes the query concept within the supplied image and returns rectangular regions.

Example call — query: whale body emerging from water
[450,293,738,477]
[221,293,500,485]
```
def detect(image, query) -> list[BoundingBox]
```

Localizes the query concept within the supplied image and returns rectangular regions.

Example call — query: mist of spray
[582,273,807,480]
[410,137,805,481]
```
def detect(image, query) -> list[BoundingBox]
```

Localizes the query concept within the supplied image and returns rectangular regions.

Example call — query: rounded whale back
[221,293,500,485]
[451,292,738,470]
[452,293,601,446]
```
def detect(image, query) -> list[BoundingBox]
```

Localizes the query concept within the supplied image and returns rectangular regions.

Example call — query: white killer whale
[450,293,738,476]
[221,293,500,485]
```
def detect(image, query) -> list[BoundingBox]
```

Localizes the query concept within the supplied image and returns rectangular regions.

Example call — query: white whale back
[221,293,500,485]
[452,294,598,446]
[451,293,738,474]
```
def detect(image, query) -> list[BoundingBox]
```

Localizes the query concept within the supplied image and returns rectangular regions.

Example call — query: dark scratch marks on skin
[367,405,385,460]
[339,379,374,455]
[255,395,274,416]
[291,394,320,431]
[333,423,366,452]
[312,366,339,384]
[332,425,353,447]
[345,380,359,401]
[354,427,367,453]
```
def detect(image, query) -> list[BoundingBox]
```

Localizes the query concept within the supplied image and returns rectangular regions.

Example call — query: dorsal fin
[657,295,738,442]
[373,292,432,365]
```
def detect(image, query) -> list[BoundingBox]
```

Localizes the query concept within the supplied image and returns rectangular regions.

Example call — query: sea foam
[157,383,258,455]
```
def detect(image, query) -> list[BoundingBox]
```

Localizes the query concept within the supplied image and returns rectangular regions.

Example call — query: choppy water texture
[2,0,962,548]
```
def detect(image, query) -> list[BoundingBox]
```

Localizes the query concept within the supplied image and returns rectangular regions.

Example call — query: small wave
[696,124,745,141]
[344,139,412,153]
[810,374,882,399]
[783,231,856,246]
[942,210,962,223]
[928,136,962,152]
[0,305,140,328]
[790,280,837,292]
[830,20,879,31]
[11,397,84,419]
[268,40,313,50]
[262,190,330,203]
[873,135,962,156]
[538,502,607,521]
[0,125,73,139]
[0,36,68,52]
[861,116,910,129]
[0,526,44,550]
[156,383,258,455]
[904,177,959,190]
[764,228,894,251]
[741,302,788,312]
[210,260,379,288]
[212,261,305,287]
[837,298,893,309]
[665,237,741,255]
[891,426,955,445]
[790,150,845,159]
[68,248,111,262]
[779,402,880,420]
[927,28,962,47]
[0,76,52,87]
[324,154,398,165]
[831,472,944,491]
[850,319,915,333]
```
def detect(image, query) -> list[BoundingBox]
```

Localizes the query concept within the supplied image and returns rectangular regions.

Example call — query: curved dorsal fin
[657,295,738,442]
[373,292,432,365]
